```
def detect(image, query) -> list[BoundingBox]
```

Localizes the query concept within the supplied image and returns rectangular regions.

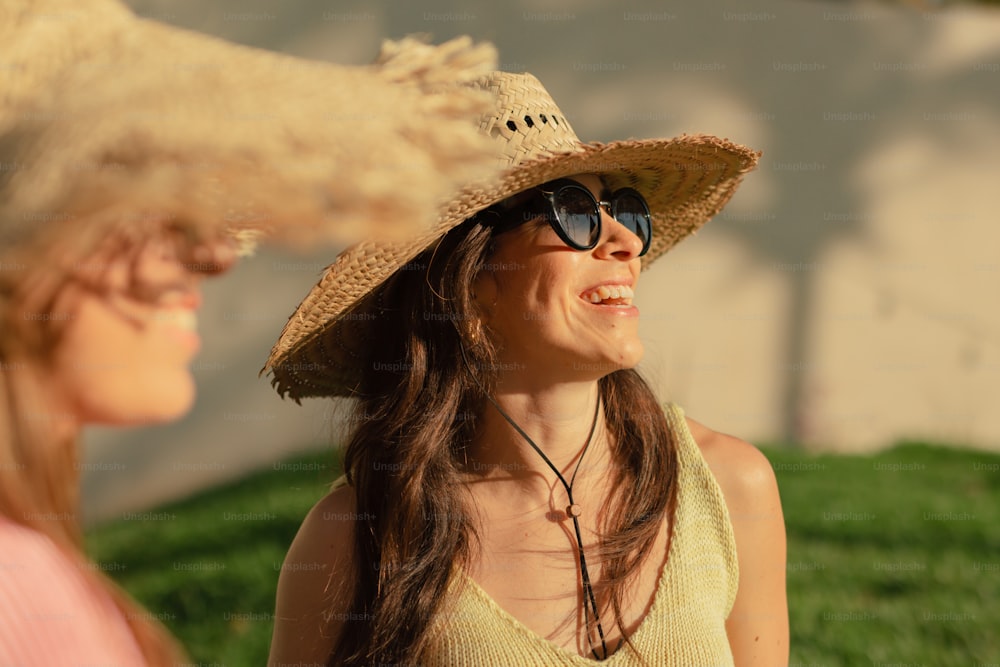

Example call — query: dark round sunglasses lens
[554,187,600,248]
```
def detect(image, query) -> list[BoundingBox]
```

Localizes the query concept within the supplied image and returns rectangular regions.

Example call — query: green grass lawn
[86,443,1000,666]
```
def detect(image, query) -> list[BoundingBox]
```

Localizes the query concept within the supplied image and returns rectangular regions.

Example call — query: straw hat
[0,0,499,262]
[264,71,761,400]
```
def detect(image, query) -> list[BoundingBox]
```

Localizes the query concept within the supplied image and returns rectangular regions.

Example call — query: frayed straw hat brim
[0,0,499,263]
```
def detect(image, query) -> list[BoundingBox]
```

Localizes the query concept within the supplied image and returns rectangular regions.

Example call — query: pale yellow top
[420,402,739,666]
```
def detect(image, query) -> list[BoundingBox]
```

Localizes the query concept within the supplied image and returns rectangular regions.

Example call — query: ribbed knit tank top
[420,402,739,666]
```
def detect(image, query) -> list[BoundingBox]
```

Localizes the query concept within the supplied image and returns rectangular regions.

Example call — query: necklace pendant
[566,503,582,518]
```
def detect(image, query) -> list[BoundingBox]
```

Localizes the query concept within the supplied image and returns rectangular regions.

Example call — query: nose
[592,207,644,261]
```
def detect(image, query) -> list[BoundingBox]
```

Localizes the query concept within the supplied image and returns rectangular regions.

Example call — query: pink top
[0,515,146,666]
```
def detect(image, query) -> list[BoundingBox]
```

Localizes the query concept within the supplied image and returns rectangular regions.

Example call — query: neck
[467,379,611,504]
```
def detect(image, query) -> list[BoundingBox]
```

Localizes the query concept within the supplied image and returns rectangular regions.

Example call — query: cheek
[52,297,197,425]
[492,267,545,322]
[490,269,571,351]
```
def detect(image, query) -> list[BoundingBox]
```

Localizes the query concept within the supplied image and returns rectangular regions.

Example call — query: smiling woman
[266,72,788,666]
[0,223,234,665]
[0,0,501,662]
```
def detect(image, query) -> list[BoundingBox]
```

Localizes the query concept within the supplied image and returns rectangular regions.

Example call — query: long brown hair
[0,225,202,666]
[329,215,680,665]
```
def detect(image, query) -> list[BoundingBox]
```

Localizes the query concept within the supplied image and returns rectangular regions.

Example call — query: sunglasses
[490,178,653,257]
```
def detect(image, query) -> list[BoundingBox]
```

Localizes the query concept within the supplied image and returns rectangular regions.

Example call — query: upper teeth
[153,308,197,332]
[582,285,634,304]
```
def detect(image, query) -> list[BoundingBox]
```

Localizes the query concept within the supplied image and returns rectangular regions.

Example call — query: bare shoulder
[268,484,358,667]
[684,416,779,507]
[285,483,359,570]
[685,416,789,664]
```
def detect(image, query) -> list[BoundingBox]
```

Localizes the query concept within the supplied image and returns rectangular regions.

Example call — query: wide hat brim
[264,130,759,400]
[0,0,499,262]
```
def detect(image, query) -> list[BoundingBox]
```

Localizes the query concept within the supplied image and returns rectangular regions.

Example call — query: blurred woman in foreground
[0,0,497,662]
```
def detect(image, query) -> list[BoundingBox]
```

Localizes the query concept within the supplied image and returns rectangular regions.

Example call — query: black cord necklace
[460,346,609,659]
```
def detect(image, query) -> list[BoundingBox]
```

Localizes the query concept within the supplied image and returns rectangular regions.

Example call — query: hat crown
[475,72,584,167]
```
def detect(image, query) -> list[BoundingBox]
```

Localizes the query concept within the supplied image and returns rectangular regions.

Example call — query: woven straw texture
[421,403,738,665]
[265,72,760,400]
[0,0,499,262]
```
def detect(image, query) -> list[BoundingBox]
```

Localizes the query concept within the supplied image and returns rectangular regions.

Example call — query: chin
[144,393,197,424]
[612,340,644,370]
[143,378,198,424]
[83,375,197,426]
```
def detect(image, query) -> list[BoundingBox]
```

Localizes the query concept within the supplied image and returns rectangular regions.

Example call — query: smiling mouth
[580,284,635,306]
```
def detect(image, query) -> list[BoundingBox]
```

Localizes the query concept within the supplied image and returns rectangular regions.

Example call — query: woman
[267,72,788,666]
[0,226,236,665]
[1,2,499,663]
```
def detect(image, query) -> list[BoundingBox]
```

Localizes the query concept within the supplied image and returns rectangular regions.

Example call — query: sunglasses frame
[492,178,653,257]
